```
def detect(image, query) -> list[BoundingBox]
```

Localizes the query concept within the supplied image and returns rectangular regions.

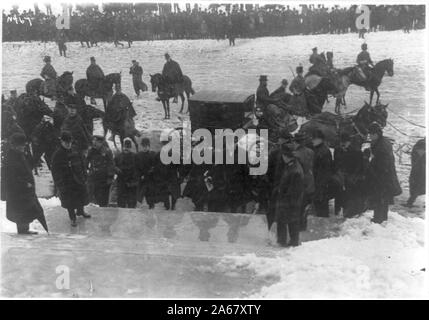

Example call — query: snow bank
[219,211,427,299]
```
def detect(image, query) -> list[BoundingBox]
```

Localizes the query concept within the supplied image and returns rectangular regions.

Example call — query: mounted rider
[86,57,105,103]
[40,56,57,99]
[162,53,183,103]
[105,84,137,127]
[356,43,374,84]
[309,47,328,76]
[256,75,279,109]
[289,66,306,96]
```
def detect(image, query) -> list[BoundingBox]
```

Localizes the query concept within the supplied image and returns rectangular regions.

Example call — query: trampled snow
[218,211,427,299]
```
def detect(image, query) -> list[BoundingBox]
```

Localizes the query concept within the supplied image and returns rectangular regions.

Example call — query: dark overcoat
[51,145,89,209]
[367,136,402,199]
[3,148,44,225]
[273,158,305,224]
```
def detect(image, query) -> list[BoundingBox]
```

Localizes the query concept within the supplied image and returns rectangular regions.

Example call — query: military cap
[259,75,268,81]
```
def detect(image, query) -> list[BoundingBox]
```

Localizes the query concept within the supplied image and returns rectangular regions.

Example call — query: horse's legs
[179,93,185,113]
[131,136,139,152]
[167,100,170,119]
[369,90,374,106]
[375,88,380,105]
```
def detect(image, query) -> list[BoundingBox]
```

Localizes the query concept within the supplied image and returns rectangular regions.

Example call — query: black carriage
[188,90,255,132]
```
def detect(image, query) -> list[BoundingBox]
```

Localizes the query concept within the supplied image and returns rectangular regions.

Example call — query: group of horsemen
[255,42,375,111]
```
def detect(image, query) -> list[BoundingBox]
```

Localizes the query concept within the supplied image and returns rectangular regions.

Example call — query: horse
[31,117,59,173]
[150,73,195,118]
[25,71,74,100]
[53,99,105,137]
[103,95,140,151]
[298,102,389,148]
[74,72,121,110]
[336,58,394,111]
[14,93,53,139]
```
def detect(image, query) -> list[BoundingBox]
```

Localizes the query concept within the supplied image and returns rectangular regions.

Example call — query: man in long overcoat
[273,144,305,247]
[366,122,401,223]
[311,129,334,217]
[87,135,116,207]
[293,132,315,230]
[129,60,148,97]
[51,131,91,227]
[2,133,44,234]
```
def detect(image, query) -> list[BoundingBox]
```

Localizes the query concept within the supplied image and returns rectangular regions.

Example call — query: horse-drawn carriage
[188,90,255,132]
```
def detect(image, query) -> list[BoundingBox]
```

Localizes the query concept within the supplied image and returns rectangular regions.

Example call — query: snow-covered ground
[219,211,426,299]
[1,29,427,298]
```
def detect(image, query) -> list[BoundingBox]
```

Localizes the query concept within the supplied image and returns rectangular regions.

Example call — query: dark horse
[299,102,388,148]
[14,93,53,139]
[150,73,195,119]
[74,73,121,110]
[103,94,140,151]
[25,71,74,99]
[336,59,394,111]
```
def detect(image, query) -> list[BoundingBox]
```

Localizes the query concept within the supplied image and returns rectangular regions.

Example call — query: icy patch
[219,211,427,299]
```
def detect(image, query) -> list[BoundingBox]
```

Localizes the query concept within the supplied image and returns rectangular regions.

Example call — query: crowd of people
[2,4,425,43]
[1,46,413,248]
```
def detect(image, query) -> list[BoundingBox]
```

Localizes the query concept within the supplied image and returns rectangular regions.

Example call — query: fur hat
[296,65,304,73]
[259,75,268,82]
[43,55,51,63]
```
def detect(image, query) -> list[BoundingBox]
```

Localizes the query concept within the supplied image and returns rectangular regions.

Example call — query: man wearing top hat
[256,75,279,110]
[289,65,306,96]
[40,55,57,98]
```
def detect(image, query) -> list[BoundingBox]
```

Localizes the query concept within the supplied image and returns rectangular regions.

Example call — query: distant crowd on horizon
[2,3,425,43]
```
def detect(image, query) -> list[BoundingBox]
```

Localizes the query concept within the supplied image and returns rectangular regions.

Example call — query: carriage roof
[189,90,255,104]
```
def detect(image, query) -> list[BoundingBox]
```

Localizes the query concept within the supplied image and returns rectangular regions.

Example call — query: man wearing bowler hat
[51,131,91,227]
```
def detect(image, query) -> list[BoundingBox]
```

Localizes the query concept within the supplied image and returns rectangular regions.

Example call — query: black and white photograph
[0,0,427,301]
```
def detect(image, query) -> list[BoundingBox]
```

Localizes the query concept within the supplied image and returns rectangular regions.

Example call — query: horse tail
[183,76,195,95]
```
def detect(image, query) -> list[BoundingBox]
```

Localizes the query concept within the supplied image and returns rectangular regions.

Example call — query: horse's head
[375,59,394,77]
[355,101,388,130]
[149,74,161,92]
[386,59,394,77]
[61,71,74,83]
[373,102,388,127]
